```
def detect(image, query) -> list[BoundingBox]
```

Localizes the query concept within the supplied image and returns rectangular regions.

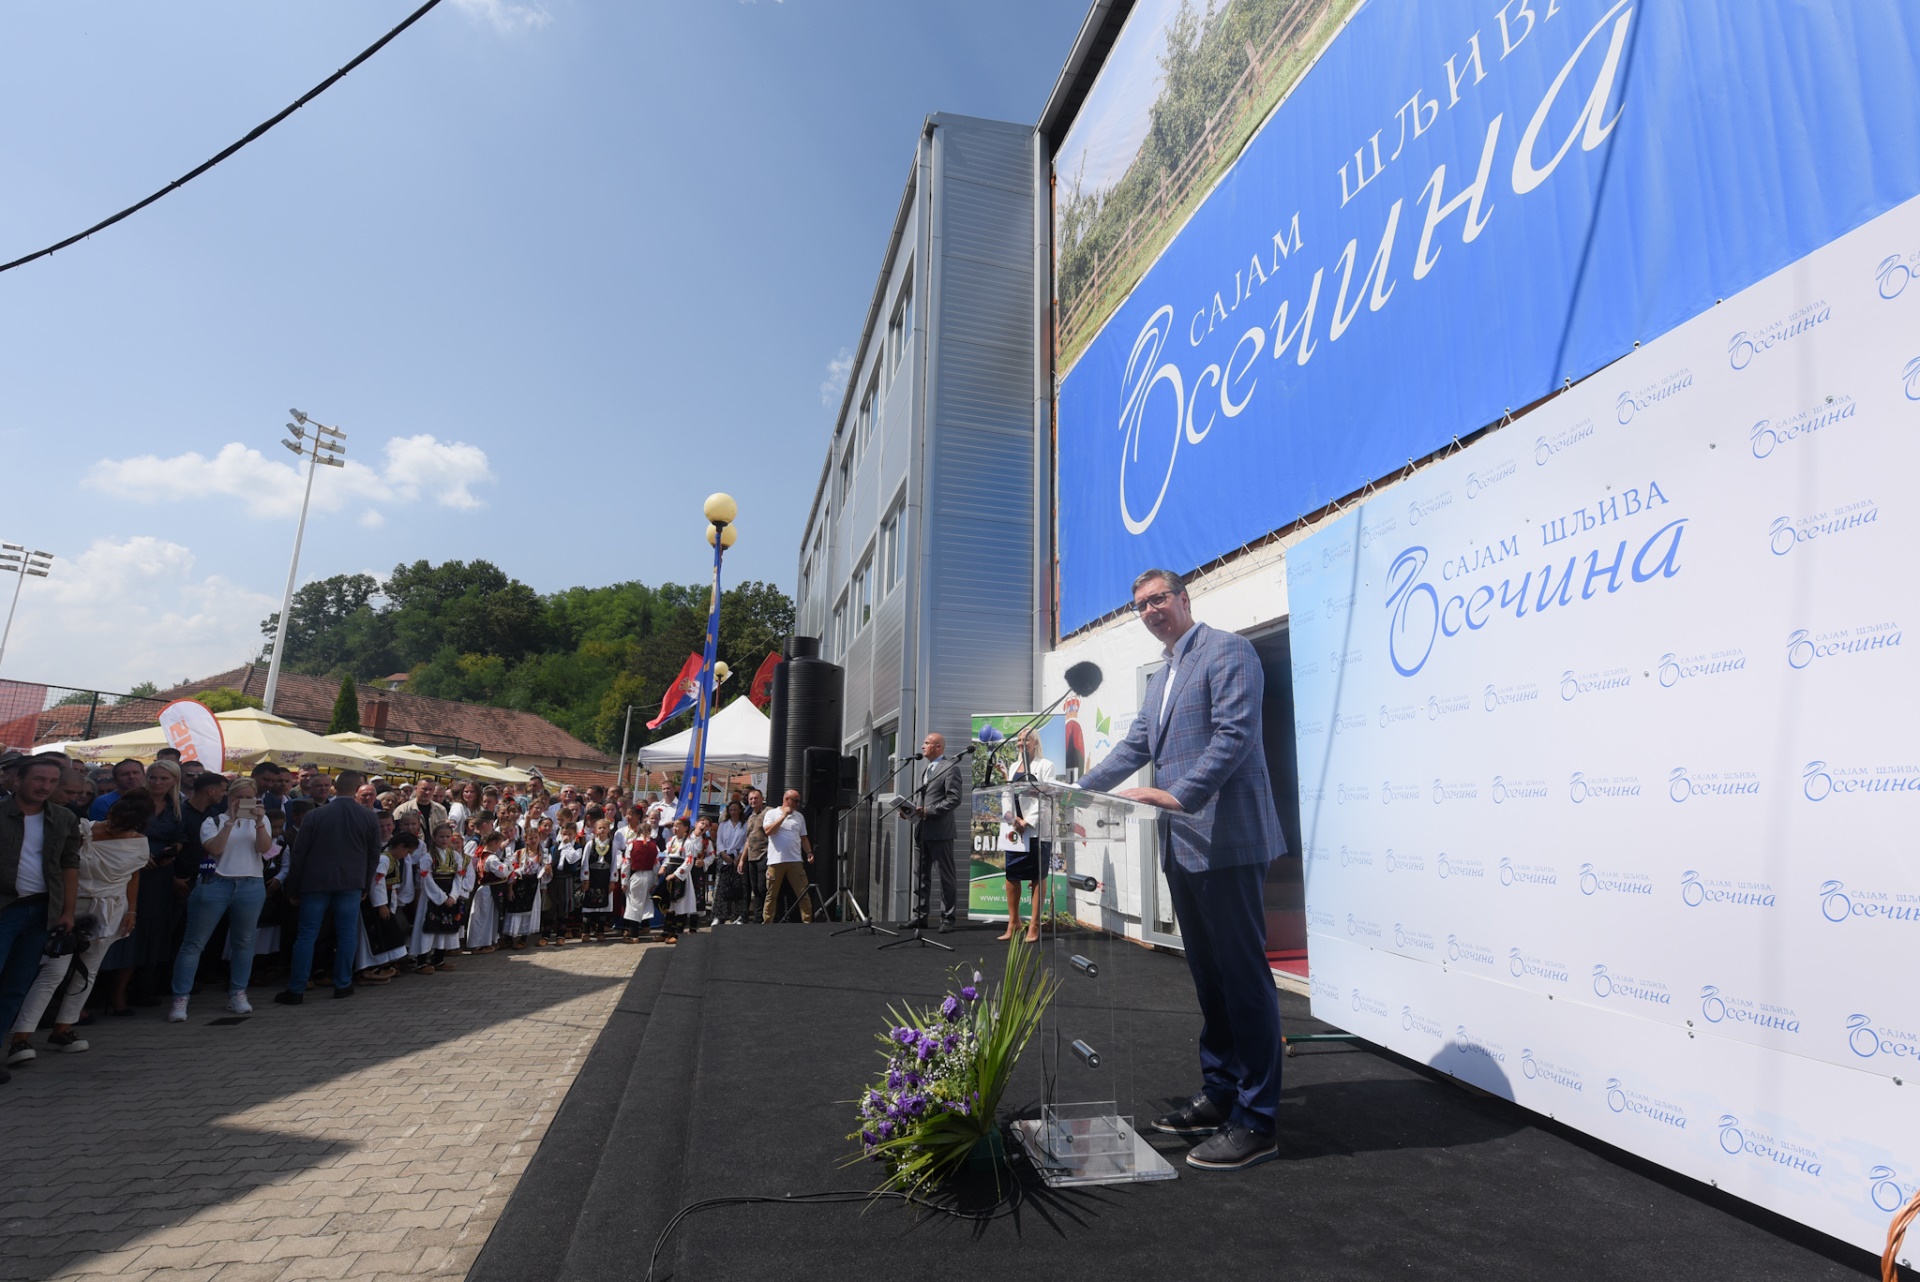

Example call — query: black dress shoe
[273,991,304,1006]
[1185,1123,1278,1171]
[906,917,929,930]
[1151,1091,1228,1136]
[332,985,355,999]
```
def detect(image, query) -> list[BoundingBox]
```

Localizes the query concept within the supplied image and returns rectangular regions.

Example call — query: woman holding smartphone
[168,777,275,1020]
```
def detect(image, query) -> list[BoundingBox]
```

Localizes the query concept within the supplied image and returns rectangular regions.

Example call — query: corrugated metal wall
[923,118,1037,740]
[791,114,1038,918]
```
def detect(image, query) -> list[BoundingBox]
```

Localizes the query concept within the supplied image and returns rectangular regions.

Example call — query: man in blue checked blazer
[1079,568,1286,1171]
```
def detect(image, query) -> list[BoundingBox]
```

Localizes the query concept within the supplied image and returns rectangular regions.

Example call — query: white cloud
[84,434,495,520]
[1,537,279,694]
[452,0,553,34]
[359,509,387,529]
[821,347,853,407]
[379,434,492,509]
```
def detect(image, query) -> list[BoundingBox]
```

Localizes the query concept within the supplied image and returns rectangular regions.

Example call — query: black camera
[43,914,99,958]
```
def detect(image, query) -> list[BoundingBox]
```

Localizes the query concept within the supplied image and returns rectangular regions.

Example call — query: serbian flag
[748,652,782,709]
[647,653,704,729]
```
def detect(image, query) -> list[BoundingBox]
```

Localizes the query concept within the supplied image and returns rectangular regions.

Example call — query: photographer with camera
[169,776,274,1021]
[0,756,82,1084]
[7,792,154,1063]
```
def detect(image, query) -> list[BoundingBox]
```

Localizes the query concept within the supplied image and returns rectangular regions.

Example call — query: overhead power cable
[0,0,445,276]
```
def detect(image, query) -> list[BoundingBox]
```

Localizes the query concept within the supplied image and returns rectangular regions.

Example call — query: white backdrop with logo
[1287,195,1920,1257]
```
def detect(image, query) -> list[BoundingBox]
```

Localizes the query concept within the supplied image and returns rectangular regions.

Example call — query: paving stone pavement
[0,940,650,1282]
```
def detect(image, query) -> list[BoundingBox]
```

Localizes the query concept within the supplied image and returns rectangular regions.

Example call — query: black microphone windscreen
[1065,661,1103,697]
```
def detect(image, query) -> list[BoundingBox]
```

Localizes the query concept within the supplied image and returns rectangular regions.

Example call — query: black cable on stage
[645,1182,1024,1282]
[0,0,446,276]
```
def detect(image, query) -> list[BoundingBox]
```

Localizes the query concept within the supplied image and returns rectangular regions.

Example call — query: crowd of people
[0,746,811,1086]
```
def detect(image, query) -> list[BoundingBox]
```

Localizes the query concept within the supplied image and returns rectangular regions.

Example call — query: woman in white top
[7,793,155,1060]
[714,802,750,924]
[997,729,1056,944]
[448,782,479,836]
[170,778,275,1020]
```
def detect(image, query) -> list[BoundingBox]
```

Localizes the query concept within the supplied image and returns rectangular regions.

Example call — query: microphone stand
[880,745,976,952]
[828,752,922,937]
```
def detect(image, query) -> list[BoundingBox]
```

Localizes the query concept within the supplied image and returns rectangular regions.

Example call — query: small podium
[973,779,1178,1187]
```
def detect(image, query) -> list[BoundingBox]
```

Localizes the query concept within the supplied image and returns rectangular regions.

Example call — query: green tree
[327,674,362,734]
[194,688,263,713]
[124,681,160,699]
[257,562,795,754]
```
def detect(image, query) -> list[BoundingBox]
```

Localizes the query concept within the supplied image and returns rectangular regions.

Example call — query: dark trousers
[1163,859,1282,1135]
[914,838,957,923]
[745,858,766,922]
[0,896,51,1036]
[287,890,360,994]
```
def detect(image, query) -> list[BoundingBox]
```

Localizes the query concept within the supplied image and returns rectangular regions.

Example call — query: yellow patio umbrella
[60,723,166,761]
[70,707,384,771]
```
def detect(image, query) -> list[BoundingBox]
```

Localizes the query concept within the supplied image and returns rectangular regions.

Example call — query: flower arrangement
[852,937,1058,1194]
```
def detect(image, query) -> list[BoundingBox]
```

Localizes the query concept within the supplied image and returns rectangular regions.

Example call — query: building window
[887,272,913,381]
[831,595,847,659]
[880,499,905,595]
[852,554,873,631]
[838,441,855,502]
[857,380,875,453]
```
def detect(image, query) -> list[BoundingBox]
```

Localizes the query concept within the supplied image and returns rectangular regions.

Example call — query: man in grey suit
[909,732,965,933]
[275,770,382,1005]
[1080,568,1285,1171]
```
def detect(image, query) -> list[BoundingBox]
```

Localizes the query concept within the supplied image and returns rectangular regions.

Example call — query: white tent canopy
[637,697,770,771]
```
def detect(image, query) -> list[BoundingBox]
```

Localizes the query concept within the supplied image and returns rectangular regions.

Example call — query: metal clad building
[795,113,1041,919]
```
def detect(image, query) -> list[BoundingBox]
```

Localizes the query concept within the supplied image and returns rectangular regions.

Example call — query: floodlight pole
[0,544,55,678]
[264,409,346,715]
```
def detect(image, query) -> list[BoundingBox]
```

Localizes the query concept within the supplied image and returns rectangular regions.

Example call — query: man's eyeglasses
[1131,590,1180,615]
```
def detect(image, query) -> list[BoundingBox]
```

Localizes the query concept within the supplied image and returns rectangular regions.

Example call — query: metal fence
[0,679,477,757]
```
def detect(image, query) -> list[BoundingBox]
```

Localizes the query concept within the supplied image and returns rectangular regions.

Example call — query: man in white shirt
[0,757,81,1077]
[759,789,814,923]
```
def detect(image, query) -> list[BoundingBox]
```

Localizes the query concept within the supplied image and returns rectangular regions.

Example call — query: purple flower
[878,1119,894,1139]
[887,1070,903,1090]
[941,995,961,1022]
[960,985,978,1002]
[893,1026,916,1045]
[952,1099,970,1116]
[904,1071,921,1088]
[915,1040,934,1062]
[941,1032,959,1053]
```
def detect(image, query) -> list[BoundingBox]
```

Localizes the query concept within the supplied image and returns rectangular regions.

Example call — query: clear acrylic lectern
[973,778,1178,1186]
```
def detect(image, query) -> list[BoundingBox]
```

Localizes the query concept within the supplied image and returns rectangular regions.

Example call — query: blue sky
[0,0,1087,689]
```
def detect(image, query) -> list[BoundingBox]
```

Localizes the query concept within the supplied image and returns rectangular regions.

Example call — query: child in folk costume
[411,823,471,970]
[466,831,510,952]
[580,817,618,942]
[546,819,585,943]
[619,821,659,942]
[501,838,545,948]
[356,832,417,982]
[654,817,700,942]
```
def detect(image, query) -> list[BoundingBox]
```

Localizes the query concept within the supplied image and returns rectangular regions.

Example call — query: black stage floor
[470,923,1885,1282]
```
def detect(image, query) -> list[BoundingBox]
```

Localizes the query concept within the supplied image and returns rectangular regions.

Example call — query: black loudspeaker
[781,657,844,799]
[802,748,859,810]
[766,659,792,800]
[802,747,838,810]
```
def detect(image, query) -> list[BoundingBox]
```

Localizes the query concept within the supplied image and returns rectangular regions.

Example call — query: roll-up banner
[1286,194,1920,1258]
[1056,0,1920,634]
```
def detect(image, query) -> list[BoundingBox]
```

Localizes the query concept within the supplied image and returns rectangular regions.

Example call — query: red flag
[647,653,705,729]
[748,652,782,709]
